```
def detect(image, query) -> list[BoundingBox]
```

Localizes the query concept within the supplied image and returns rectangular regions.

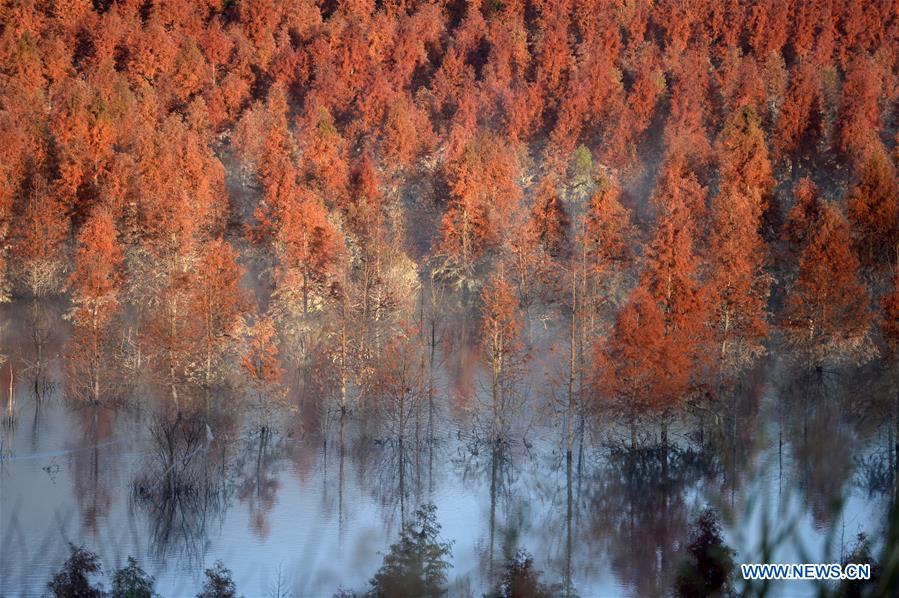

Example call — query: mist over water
[1,298,893,597]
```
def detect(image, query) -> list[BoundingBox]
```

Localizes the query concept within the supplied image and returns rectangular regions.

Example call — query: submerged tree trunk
[5,364,14,425]
[488,443,499,584]
[566,268,577,460]
[894,371,899,496]
[338,410,346,532]
[565,450,573,595]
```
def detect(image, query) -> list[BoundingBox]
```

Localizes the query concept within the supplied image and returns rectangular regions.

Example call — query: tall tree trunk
[92,306,101,404]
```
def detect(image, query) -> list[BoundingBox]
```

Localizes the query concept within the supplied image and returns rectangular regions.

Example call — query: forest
[0,0,897,596]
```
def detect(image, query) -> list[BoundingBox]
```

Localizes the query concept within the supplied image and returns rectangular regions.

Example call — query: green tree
[47,544,104,598]
[368,503,453,597]
[674,508,735,598]
[486,549,563,598]
[838,533,881,598]
[111,556,156,598]
[197,561,238,598]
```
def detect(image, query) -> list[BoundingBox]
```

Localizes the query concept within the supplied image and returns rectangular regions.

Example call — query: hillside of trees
[0,0,897,448]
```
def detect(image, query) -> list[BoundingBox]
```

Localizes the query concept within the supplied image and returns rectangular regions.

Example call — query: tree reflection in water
[236,425,283,539]
[2,351,897,595]
[132,411,231,564]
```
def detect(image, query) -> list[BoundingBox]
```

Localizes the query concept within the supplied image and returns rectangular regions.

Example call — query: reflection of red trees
[72,407,116,535]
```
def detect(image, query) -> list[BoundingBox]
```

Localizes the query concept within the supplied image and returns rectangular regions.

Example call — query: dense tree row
[0,0,897,445]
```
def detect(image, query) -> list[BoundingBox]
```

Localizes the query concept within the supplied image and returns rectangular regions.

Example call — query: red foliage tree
[0,109,38,302]
[706,106,773,373]
[49,77,118,208]
[845,148,899,273]
[135,116,226,261]
[623,42,665,137]
[276,193,345,318]
[746,0,789,59]
[242,316,286,412]
[835,55,884,164]
[438,133,521,279]
[480,270,527,442]
[639,157,709,421]
[597,286,678,448]
[66,207,124,403]
[527,175,570,261]
[301,107,350,208]
[664,49,713,170]
[782,178,824,254]
[192,239,250,387]
[533,0,573,104]
[13,179,69,297]
[782,203,873,366]
[577,172,634,326]
[581,173,633,275]
[773,61,824,159]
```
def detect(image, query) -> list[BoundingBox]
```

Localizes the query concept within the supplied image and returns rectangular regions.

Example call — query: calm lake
[0,300,895,597]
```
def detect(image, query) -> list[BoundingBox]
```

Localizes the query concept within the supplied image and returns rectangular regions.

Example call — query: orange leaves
[279,195,344,274]
[242,316,284,390]
[707,107,773,334]
[381,98,435,170]
[598,286,676,416]
[65,207,124,402]
[13,180,69,297]
[782,202,873,365]
[835,54,885,165]
[882,272,899,356]
[615,157,709,404]
[438,133,521,276]
[0,0,896,407]
[277,193,346,315]
[302,107,350,206]
[845,148,899,273]
[580,172,633,274]
[68,207,123,323]
[663,50,712,169]
[783,178,823,253]
[533,0,573,100]
[49,77,121,201]
[480,270,527,441]
[481,272,523,357]
[192,239,250,350]
[135,115,226,257]
[773,61,823,159]
[527,176,570,260]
